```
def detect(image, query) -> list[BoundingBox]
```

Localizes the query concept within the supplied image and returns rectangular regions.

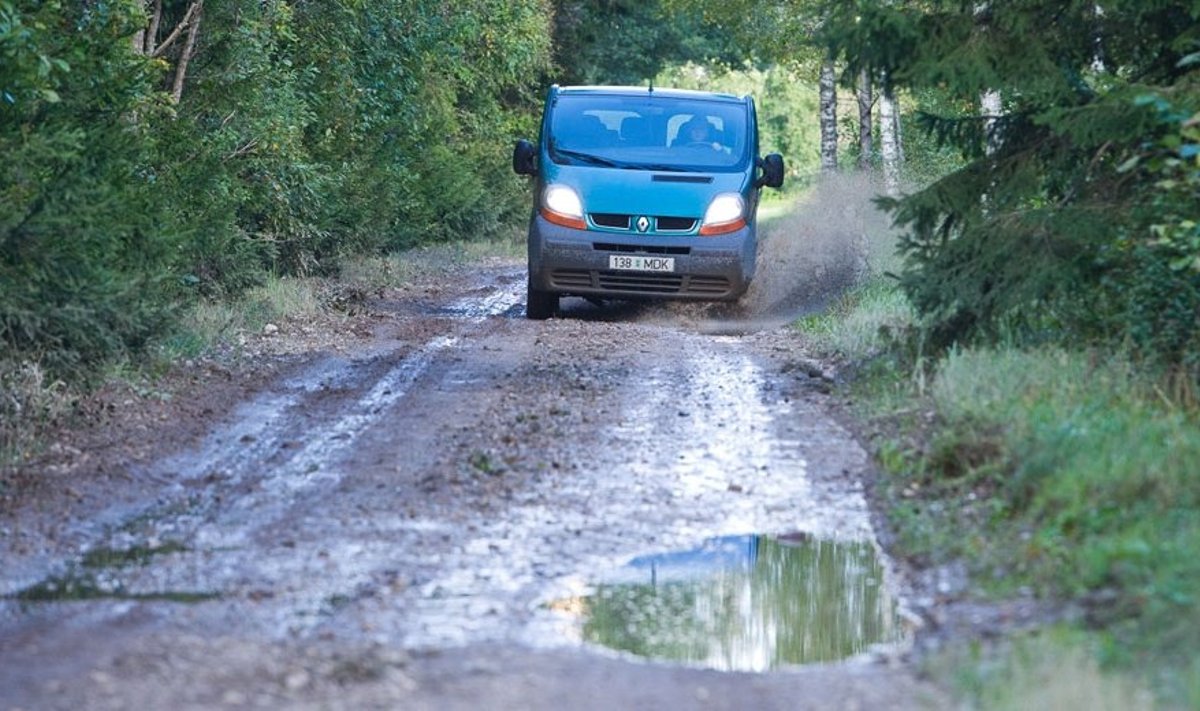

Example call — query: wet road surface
[0,267,944,709]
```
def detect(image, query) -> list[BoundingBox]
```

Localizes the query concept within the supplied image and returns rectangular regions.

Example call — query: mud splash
[743,173,889,321]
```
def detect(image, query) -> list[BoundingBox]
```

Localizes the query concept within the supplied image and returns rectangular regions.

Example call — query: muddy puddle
[549,534,905,672]
[9,541,219,603]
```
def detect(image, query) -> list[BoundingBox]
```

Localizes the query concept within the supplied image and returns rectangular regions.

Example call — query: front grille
[686,275,732,295]
[587,213,698,233]
[656,216,697,232]
[594,243,690,256]
[550,269,733,298]
[590,213,630,229]
[550,269,593,289]
[598,271,684,294]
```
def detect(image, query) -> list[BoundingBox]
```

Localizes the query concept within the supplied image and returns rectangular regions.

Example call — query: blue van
[513,85,784,319]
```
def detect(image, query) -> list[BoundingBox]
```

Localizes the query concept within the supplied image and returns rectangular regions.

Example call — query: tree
[1,0,555,375]
[552,0,739,85]
[856,68,873,171]
[822,1,1200,364]
[818,58,837,171]
[662,0,839,171]
[878,73,899,195]
[1,0,176,373]
[132,0,204,102]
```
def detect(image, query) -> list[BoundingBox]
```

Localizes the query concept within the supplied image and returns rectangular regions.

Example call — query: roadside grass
[913,348,1200,684]
[793,219,1200,706]
[161,276,325,361]
[929,627,1157,711]
[162,235,523,363]
[0,360,74,478]
[340,234,523,291]
[795,278,913,365]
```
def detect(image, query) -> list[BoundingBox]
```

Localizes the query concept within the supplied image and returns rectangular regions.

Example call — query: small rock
[263,323,279,335]
[283,669,310,691]
[222,690,247,705]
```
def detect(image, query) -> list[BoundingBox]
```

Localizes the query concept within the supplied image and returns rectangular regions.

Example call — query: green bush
[1,0,553,376]
[822,1,1200,369]
[1,1,177,374]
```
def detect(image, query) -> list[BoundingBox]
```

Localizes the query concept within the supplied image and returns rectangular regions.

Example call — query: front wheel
[526,278,557,320]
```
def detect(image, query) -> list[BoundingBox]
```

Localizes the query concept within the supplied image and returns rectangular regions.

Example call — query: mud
[0,193,951,710]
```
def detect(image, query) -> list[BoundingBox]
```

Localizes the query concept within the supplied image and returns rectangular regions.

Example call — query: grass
[339,235,523,291]
[919,348,1200,667]
[0,360,73,473]
[795,278,913,363]
[930,628,1157,711]
[162,236,523,362]
[789,208,1200,707]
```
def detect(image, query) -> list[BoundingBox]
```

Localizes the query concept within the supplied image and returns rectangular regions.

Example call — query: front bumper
[527,215,756,301]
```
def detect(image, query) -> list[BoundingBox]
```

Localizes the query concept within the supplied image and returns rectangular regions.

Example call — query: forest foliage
[1,0,552,375]
[5,0,1199,379]
[820,1,1200,368]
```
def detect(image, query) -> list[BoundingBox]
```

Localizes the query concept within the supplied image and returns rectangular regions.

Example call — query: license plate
[608,255,675,272]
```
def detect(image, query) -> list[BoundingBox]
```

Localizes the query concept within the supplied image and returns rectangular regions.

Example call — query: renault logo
[635,216,651,233]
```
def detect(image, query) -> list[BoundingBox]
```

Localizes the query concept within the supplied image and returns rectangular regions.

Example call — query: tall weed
[931,629,1155,711]
[0,361,72,470]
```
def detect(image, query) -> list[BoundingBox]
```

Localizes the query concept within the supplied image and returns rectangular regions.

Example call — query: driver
[686,118,711,143]
[677,116,725,151]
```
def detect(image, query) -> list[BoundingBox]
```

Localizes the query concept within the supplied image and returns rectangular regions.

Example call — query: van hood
[547,166,750,218]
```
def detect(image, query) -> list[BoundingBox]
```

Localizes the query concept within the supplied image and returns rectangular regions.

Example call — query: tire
[526,278,557,320]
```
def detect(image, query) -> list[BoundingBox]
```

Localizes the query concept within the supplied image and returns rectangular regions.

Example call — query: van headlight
[699,193,746,235]
[541,184,586,229]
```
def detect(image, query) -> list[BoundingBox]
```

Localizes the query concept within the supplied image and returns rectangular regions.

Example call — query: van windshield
[548,94,750,172]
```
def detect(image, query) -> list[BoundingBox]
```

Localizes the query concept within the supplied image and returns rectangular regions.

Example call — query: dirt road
[0,263,946,710]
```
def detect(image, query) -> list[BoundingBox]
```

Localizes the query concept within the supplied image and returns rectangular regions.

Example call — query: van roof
[555,85,748,103]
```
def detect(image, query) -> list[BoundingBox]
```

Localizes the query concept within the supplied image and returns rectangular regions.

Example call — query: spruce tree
[822,1,1200,365]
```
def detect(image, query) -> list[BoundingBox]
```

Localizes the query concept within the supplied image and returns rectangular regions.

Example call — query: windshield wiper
[554,148,623,168]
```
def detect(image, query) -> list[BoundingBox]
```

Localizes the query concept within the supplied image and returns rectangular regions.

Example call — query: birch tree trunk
[131,0,203,103]
[819,59,838,173]
[172,3,203,103]
[879,75,899,196]
[856,68,873,172]
[980,89,1002,155]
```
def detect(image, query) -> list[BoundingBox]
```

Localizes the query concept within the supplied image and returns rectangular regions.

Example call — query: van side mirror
[513,139,537,176]
[756,153,785,188]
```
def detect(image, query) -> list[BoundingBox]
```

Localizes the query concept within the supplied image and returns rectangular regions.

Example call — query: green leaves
[1,0,554,376]
[555,0,745,85]
[820,0,1200,367]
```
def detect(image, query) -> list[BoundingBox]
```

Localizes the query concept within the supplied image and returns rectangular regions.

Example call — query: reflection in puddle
[569,535,904,671]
